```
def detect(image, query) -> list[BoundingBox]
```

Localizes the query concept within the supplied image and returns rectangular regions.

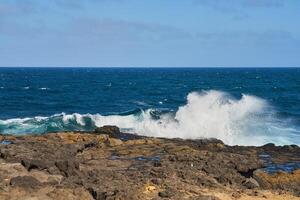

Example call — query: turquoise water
[0,67,299,146]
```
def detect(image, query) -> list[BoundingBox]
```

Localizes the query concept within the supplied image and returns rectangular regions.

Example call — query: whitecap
[0,90,299,146]
[133,101,150,106]
[39,87,49,90]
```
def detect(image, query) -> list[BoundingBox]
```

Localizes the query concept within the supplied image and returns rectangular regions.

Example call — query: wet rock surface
[0,126,299,199]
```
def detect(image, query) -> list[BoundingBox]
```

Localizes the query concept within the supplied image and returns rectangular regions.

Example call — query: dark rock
[158,191,168,198]
[95,126,120,137]
[290,145,299,149]
[1,129,300,199]
[196,138,224,146]
[10,176,42,189]
[153,161,162,167]
[282,145,299,151]
[84,141,98,149]
[95,125,144,141]
[196,175,219,188]
[151,178,162,185]
[21,159,53,171]
[88,188,122,200]
[158,190,173,198]
[88,187,106,200]
[261,143,276,149]
[262,143,276,148]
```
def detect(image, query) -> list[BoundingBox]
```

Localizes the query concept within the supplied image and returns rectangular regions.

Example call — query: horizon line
[0,66,300,68]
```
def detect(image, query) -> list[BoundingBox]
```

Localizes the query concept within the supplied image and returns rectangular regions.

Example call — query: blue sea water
[0,67,299,146]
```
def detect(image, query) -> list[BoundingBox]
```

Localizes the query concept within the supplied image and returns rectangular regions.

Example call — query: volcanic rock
[0,127,300,199]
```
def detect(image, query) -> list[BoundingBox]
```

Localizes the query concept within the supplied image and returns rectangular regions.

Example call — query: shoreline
[1,126,300,199]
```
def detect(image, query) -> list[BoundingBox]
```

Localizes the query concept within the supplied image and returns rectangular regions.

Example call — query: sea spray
[0,90,299,146]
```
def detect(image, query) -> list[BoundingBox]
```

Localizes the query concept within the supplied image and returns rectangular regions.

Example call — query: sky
[0,0,299,67]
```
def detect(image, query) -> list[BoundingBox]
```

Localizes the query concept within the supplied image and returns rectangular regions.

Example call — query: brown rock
[47,187,94,200]
[0,129,300,199]
[242,177,260,189]
[106,138,123,146]
[254,169,300,195]
[195,194,221,200]
[55,160,79,177]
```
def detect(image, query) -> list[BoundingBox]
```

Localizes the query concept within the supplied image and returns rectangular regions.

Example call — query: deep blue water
[0,67,299,145]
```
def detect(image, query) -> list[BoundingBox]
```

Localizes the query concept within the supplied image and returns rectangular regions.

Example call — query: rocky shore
[0,126,300,200]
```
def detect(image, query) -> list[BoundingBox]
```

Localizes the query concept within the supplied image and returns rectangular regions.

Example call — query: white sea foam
[133,101,150,106]
[0,90,299,146]
[90,90,279,146]
[39,87,49,90]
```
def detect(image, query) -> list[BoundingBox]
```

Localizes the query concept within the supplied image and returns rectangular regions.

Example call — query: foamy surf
[0,90,299,146]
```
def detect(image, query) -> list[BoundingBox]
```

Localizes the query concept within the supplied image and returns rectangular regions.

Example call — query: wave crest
[0,90,299,146]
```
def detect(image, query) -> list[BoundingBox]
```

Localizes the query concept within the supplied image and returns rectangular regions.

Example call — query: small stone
[158,190,172,198]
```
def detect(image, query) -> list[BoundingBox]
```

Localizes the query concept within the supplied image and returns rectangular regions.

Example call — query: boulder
[21,159,54,171]
[95,126,120,137]
[10,176,42,189]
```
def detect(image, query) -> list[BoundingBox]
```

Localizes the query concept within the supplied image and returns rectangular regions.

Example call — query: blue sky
[0,0,299,67]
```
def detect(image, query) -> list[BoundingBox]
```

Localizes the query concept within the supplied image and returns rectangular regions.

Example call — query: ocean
[0,67,299,146]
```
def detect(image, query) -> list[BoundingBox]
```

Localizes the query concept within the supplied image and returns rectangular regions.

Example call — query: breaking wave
[0,90,299,146]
